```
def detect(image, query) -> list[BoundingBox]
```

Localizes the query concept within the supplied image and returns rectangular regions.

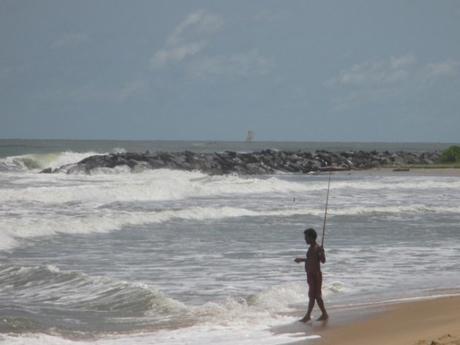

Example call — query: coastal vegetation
[440,145,460,163]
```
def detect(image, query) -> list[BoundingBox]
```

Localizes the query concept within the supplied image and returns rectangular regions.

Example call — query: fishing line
[321,172,332,247]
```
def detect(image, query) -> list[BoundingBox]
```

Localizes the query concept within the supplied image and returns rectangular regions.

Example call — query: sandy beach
[315,296,460,345]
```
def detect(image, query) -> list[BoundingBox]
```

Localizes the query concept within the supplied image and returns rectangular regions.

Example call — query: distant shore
[343,167,460,177]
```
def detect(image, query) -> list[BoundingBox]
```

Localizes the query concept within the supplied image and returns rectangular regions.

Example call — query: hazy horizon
[1,137,459,144]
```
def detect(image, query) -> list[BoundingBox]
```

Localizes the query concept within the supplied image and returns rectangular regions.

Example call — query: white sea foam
[330,177,460,191]
[0,264,186,315]
[0,151,102,172]
[2,203,459,251]
[0,327,320,345]
[111,147,127,154]
[0,276,320,344]
[0,264,324,345]
[0,206,281,250]
[3,167,460,209]
[0,169,317,205]
[0,263,332,321]
[1,169,460,251]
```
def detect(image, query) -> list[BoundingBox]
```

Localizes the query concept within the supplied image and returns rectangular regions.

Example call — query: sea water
[0,140,459,344]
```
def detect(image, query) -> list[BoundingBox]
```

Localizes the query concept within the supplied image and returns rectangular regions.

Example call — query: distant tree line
[440,145,460,163]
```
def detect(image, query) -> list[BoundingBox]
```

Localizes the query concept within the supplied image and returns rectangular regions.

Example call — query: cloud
[253,9,286,22]
[329,55,460,89]
[324,54,460,110]
[187,49,274,79]
[118,80,146,101]
[150,9,273,80]
[330,87,400,112]
[389,55,417,69]
[327,55,460,110]
[152,41,207,66]
[51,33,89,49]
[150,10,223,68]
[327,54,416,87]
[62,80,146,103]
[167,9,223,46]
[423,59,460,80]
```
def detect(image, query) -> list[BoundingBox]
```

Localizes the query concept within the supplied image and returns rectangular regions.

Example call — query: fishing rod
[321,172,332,247]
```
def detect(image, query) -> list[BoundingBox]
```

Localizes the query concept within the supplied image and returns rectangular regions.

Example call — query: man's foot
[299,314,311,323]
[316,314,329,321]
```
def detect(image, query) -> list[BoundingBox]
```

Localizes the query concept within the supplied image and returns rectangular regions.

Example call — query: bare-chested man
[294,228,328,322]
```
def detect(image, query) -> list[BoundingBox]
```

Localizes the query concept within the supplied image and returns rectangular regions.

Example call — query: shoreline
[318,295,460,345]
[273,294,460,345]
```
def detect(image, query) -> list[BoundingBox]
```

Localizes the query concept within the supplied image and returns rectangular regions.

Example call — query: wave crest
[0,151,102,172]
[1,203,459,251]
[0,264,185,316]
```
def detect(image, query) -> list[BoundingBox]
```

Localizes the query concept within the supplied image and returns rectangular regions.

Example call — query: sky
[1,0,459,142]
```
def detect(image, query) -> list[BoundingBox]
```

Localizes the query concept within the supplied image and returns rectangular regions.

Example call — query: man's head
[304,228,317,245]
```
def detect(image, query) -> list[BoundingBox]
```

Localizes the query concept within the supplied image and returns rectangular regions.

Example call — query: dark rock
[39,149,443,175]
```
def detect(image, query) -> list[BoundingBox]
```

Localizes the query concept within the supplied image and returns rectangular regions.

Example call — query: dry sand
[317,296,460,345]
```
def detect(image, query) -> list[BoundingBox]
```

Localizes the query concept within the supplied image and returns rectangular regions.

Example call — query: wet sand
[318,295,460,344]
[272,295,460,345]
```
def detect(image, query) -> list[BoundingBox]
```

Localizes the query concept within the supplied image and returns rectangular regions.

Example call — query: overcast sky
[1,0,459,142]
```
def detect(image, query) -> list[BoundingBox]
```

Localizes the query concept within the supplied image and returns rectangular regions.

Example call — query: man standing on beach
[295,228,328,322]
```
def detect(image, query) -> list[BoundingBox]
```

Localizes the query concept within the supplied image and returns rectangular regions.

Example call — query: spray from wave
[0,151,104,172]
[0,263,342,339]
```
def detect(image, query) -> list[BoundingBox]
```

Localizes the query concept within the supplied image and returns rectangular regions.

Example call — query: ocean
[0,139,459,345]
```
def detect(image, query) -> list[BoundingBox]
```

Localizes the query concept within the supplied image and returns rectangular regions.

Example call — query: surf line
[321,172,332,247]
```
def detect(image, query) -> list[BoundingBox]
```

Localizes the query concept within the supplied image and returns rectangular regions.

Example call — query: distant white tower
[246,130,255,142]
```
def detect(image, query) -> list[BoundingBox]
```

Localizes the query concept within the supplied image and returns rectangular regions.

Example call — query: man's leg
[301,297,315,322]
[316,297,328,321]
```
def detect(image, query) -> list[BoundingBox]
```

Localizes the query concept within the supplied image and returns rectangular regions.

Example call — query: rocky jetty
[41,150,442,175]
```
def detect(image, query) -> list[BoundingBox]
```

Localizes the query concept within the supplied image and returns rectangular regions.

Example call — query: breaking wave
[0,264,184,316]
[0,263,343,336]
[1,204,459,251]
[0,169,319,205]
[0,151,102,172]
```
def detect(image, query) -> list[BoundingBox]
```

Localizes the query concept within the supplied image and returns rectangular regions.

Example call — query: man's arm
[294,257,306,263]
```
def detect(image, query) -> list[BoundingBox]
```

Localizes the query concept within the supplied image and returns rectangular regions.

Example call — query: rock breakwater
[41,150,442,175]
